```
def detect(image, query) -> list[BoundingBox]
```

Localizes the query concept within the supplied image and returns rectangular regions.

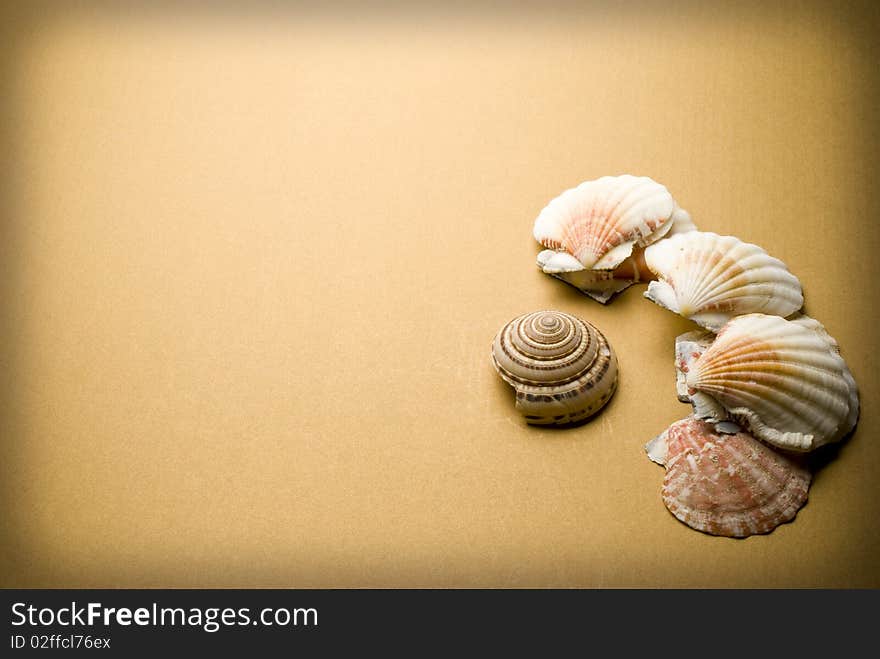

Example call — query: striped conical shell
[686,314,859,451]
[646,417,811,537]
[533,175,682,272]
[491,310,618,425]
[644,232,804,331]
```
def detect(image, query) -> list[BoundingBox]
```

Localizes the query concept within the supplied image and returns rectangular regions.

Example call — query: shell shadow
[807,421,858,483]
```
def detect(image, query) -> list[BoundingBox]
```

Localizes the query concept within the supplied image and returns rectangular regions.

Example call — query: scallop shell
[643,232,804,331]
[645,417,811,537]
[685,314,859,452]
[534,175,694,302]
[491,310,618,425]
[674,330,715,402]
[789,314,860,437]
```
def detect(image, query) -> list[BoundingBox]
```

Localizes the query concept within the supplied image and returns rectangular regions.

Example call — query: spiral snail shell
[491,310,618,425]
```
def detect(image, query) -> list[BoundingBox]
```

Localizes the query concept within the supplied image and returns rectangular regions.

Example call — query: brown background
[1,1,878,588]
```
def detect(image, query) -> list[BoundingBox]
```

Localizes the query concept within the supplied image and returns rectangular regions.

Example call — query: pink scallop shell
[651,417,811,538]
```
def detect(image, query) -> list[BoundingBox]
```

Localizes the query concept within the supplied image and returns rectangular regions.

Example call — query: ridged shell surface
[674,330,714,402]
[533,175,681,272]
[644,232,804,331]
[686,314,859,452]
[491,310,618,425]
[790,314,860,436]
[533,253,638,303]
[647,417,811,537]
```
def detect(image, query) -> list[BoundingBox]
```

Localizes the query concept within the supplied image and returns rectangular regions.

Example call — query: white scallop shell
[674,330,715,402]
[666,207,697,235]
[685,314,859,452]
[491,310,618,425]
[645,417,811,537]
[644,232,804,331]
[534,251,642,303]
[534,175,693,302]
[789,314,860,436]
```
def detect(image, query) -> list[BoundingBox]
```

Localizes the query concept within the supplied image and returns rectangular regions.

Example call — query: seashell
[673,329,743,437]
[491,310,618,425]
[534,175,694,302]
[535,250,636,303]
[666,207,697,235]
[789,314,860,437]
[645,417,811,537]
[674,329,715,402]
[533,175,681,269]
[685,314,860,452]
[644,232,804,331]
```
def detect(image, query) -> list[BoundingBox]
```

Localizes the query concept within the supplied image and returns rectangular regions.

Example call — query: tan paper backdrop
[1,1,878,588]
